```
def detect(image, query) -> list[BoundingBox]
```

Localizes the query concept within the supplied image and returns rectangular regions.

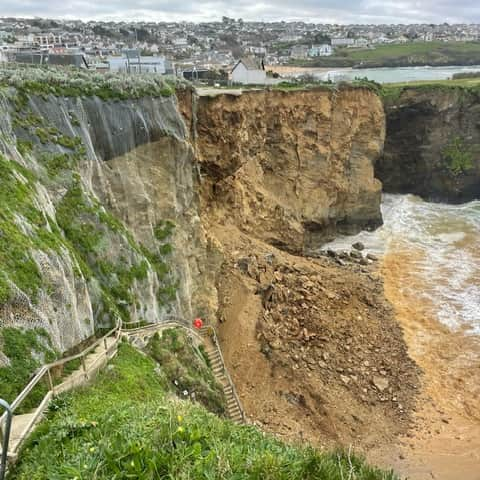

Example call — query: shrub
[442,136,474,175]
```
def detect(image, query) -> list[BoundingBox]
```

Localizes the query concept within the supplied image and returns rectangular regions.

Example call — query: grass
[0,65,187,101]
[381,77,480,104]
[9,342,398,480]
[147,329,226,415]
[346,41,480,66]
[0,327,57,409]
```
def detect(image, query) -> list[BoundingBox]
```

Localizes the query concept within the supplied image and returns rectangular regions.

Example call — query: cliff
[0,70,387,411]
[192,87,385,252]
[378,84,480,202]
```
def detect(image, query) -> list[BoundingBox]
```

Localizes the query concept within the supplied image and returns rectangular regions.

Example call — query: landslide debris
[214,227,420,450]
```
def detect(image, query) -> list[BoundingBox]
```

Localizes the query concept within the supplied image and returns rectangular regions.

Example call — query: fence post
[0,399,12,480]
[81,356,88,380]
[46,369,54,393]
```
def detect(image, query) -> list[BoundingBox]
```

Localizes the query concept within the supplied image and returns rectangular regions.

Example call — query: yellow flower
[177,426,184,433]
[89,447,95,453]
[177,415,183,423]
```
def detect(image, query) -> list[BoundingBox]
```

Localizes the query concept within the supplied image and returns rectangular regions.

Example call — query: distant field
[291,41,480,68]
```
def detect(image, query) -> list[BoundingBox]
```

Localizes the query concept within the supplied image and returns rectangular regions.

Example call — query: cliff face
[0,87,213,364]
[0,77,386,405]
[378,86,480,202]
[193,88,385,251]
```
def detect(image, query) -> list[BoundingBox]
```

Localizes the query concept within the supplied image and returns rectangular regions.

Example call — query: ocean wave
[325,194,480,334]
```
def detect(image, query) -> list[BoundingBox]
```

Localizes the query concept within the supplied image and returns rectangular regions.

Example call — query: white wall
[232,62,267,84]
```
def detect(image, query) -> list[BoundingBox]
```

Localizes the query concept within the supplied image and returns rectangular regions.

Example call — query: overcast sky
[1,0,479,25]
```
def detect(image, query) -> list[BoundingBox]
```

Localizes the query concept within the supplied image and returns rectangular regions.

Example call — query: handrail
[48,323,119,369]
[0,316,244,464]
[0,399,12,480]
[122,319,245,422]
[202,325,246,423]
[122,318,203,343]
[0,319,122,459]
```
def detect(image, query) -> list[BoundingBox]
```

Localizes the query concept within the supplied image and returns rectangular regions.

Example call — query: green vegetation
[0,327,56,408]
[148,329,226,415]
[381,78,480,104]
[153,219,176,242]
[55,176,177,323]
[0,154,65,304]
[10,343,397,480]
[346,41,480,67]
[452,71,480,80]
[442,137,475,175]
[0,65,187,101]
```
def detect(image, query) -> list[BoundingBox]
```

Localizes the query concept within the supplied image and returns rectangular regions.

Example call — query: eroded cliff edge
[378,85,480,202]
[191,87,385,252]
[1,74,417,451]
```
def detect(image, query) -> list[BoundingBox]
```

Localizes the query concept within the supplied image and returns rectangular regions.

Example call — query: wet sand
[371,247,480,479]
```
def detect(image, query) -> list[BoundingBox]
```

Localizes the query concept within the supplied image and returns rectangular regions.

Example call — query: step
[230,414,244,423]
[206,352,219,359]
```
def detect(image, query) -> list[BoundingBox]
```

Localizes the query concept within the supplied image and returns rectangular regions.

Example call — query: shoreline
[369,248,480,478]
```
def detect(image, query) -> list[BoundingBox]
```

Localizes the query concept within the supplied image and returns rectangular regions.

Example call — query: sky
[0,0,479,25]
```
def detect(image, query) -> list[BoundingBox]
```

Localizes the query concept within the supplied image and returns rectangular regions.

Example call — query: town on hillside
[1,17,480,84]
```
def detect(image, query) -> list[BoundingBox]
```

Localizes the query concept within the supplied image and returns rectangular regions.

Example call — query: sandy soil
[213,225,419,451]
[369,248,480,479]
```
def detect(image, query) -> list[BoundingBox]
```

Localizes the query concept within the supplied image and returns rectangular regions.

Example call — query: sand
[370,248,480,479]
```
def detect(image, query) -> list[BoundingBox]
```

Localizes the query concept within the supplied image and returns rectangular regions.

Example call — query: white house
[308,44,333,57]
[231,57,266,85]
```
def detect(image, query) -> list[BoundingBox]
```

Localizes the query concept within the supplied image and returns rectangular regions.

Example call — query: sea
[324,194,480,335]
[310,65,480,83]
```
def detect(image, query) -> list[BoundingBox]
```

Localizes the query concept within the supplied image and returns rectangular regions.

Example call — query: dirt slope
[213,225,419,451]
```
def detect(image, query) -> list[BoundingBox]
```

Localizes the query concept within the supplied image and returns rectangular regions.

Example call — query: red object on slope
[193,318,203,329]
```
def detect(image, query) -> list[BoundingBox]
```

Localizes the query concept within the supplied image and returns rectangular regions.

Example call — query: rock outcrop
[378,86,480,203]
[191,87,385,252]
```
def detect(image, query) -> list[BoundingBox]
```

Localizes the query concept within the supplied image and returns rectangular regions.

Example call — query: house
[14,52,88,67]
[354,38,369,47]
[290,44,309,59]
[231,57,266,84]
[308,44,333,57]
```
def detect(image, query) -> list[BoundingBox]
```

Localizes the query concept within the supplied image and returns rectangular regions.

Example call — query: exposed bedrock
[189,87,385,253]
[378,87,480,203]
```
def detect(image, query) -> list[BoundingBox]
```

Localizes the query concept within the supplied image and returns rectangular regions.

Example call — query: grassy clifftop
[381,77,480,104]
[10,338,398,480]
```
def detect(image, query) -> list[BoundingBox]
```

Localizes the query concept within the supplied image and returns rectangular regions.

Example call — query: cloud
[0,0,478,24]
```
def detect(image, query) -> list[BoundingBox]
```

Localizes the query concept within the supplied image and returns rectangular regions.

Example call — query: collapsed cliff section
[212,225,420,450]
[179,87,419,449]
[191,87,385,252]
[378,84,480,203]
